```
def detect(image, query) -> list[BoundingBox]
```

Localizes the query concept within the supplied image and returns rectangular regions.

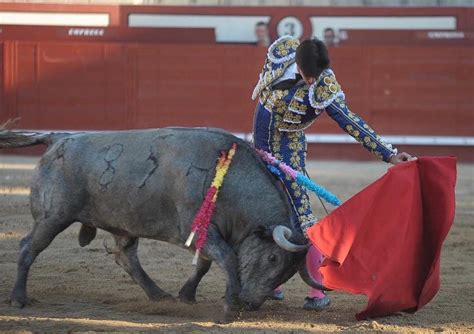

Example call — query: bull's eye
[268,254,277,263]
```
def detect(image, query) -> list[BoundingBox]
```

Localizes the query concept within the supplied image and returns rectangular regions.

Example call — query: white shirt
[272,62,299,87]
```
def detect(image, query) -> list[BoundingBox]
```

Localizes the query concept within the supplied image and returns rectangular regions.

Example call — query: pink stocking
[306,245,326,299]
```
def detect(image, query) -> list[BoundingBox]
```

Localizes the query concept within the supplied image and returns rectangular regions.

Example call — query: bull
[0,127,327,319]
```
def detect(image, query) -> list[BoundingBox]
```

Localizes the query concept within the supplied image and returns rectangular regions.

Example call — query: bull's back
[35,128,242,240]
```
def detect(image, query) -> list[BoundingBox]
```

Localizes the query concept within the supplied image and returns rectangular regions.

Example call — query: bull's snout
[239,290,266,311]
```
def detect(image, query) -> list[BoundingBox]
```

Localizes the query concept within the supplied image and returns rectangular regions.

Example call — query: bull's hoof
[178,294,197,305]
[7,298,24,309]
[178,285,197,304]
[8,296,38,308]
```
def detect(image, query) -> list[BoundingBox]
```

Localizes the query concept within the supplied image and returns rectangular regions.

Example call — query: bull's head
[236,224,330,310]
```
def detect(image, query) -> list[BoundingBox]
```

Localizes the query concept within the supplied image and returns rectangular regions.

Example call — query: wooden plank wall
[3,41,472,136]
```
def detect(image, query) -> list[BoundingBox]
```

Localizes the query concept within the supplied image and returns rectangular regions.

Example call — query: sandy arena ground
[0,155,472,333]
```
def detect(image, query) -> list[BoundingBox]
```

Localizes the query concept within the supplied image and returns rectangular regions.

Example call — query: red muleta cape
[307,157,456,320]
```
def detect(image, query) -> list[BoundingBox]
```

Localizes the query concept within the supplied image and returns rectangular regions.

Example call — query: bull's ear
[254,225,274,240]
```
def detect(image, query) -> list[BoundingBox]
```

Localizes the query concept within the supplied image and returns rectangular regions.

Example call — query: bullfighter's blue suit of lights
[252,36,397,230]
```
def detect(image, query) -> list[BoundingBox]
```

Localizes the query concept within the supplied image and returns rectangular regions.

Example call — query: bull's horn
[272,226,309,252]
[298,261,332,292]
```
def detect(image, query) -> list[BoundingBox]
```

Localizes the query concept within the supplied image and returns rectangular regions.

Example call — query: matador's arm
[325,97,397,162]
[308,69,397,163]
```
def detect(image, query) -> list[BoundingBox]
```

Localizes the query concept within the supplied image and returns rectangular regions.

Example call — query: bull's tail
[0,127,71,149]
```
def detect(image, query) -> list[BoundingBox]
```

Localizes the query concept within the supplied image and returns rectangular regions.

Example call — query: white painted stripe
[306,134,474,146]
[0,187,30,195]
[311,16,457,39]
[128,14,270,43]
[383,135,474,146]
[0,163,35,170]
[0,11,109,27]
[15,130,474,147]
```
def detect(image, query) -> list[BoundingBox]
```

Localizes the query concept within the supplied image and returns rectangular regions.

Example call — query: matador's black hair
[295,38,330,79]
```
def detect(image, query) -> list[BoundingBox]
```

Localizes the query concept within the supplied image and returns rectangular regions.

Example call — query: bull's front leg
[179,256,212,304]
[201,225,241,319]
[111,234,172,302]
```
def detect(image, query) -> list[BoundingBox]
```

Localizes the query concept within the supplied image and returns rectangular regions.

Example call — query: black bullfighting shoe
[303,295,331,310]
[270,290,285,301]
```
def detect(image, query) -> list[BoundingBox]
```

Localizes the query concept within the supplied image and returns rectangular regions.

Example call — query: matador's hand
[389,152,416,165]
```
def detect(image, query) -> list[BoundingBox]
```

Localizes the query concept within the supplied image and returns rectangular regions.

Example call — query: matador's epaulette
[309,69,345,109]
[251,35,300,100]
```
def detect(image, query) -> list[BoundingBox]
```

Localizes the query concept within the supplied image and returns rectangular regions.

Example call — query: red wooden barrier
[0,40,264,131]
[2,38,472,136]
